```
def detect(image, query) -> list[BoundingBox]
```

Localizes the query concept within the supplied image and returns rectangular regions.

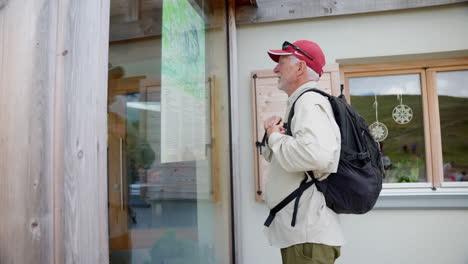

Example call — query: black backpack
[262,87,385,228]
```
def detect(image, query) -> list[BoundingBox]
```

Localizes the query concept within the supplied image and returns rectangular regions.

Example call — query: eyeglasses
[282,41,314,62]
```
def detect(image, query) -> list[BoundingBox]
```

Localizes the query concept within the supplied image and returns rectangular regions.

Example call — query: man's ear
[297,61,307,75]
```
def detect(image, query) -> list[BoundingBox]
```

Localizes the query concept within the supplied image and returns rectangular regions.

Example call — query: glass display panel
[108,0,231,263]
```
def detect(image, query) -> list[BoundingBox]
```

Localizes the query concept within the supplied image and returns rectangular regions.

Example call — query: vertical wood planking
[0,1,55,263]
[56,0,110,263]
[1,0,110,263]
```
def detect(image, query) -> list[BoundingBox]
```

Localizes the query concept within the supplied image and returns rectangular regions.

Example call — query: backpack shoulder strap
[265,88,329,227]
[286,88,331,136]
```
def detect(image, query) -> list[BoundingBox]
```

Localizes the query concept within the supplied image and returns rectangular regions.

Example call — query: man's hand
[264,116,282,131]
[264,116,286,138]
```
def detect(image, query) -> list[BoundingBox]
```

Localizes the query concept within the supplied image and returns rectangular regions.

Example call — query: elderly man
[262,40,344,264]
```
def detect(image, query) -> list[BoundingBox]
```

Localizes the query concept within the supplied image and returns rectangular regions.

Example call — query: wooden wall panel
[0,0,110,263]
[0,1,55,263]
[56,1,110,263]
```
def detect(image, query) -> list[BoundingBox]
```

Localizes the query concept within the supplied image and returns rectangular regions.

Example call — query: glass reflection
[107,0,230,263]
[437,70,468,182]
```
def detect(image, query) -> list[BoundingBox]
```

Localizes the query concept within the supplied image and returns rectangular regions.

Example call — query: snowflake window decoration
[369,121,388,142]
[392,94,413,125]
[392,104,413,124]
[369,95,388,142]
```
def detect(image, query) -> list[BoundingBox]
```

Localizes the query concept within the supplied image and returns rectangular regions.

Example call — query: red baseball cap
[268,40,326,76]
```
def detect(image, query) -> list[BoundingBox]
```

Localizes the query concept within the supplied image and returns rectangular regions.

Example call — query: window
[428,67,468,187]
[342,58,468,190]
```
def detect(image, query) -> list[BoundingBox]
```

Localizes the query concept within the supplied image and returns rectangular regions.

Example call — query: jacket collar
[287,81,319,107]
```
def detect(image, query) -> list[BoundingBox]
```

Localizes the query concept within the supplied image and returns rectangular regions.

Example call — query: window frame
[341,57,468,191]
[426,65,468,189]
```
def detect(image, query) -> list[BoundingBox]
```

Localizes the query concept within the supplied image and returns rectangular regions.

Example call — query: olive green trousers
[280,243,341,264]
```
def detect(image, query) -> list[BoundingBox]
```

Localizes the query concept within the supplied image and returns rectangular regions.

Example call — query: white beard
[277,77,286,92]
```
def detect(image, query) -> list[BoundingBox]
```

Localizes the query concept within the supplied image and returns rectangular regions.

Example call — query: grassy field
[350,95,468,182]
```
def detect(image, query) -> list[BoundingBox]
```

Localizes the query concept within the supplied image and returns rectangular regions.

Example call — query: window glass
[349,74,427,183]
[108,0,231,263]
[436,70,468,182]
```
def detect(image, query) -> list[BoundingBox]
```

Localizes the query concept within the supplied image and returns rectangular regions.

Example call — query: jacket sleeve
[267,95,340,173]
[262,143,273,162]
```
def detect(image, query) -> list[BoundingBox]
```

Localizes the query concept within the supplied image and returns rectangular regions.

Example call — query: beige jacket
[262,81,345,248]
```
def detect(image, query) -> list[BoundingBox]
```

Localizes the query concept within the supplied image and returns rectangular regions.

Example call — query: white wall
[236,4,468,264]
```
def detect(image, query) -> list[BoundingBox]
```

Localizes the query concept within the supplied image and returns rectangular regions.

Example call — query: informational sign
[161,0,206,163]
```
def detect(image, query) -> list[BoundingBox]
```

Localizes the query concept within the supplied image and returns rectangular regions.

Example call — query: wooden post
[0,0,110,263]
[0,1,55,263]
[55,0,110,263]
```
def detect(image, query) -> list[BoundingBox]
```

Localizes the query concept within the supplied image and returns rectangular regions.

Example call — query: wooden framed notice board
[251,64,341,201]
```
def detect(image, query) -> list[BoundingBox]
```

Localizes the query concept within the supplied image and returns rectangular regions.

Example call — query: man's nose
[273,64,280,73]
